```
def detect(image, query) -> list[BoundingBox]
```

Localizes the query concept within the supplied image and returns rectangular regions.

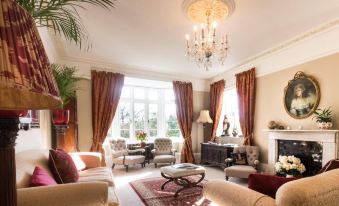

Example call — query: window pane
[119,102,131,130]
[121,87,130,98]
[165,103,179,137]
[165,89,175,101]
[120,130,130,138]
[217,88,242,137]
[149,130,157,137]
[134,103,145,130]
[148,104,158,130]
[148,89,158,101]
[134,88,145,99]
[166,129,180,137]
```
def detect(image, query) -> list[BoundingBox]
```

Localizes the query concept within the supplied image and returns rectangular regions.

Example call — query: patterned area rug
[130,176,211,206]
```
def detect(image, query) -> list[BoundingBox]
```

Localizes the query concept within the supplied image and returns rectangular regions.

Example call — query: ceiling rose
[183,0,235,71]
[182,0,235,24]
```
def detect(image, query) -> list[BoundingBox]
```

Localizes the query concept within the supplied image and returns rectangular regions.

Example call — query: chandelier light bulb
[193,25,198,31]
[185,34,190,40]
[212,21,217,28]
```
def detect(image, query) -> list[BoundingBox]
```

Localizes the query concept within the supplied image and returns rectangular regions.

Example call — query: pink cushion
[30,166,57,187]
[49,149,79,184]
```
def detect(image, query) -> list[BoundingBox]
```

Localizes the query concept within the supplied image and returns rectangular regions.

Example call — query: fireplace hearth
[278,140,322,176]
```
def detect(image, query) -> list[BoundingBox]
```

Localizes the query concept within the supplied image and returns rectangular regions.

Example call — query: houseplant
[51,64,81,125]
[275,155,306,177]
[135,131,147,148]
[312,107,333,129]
[17,0,115,48]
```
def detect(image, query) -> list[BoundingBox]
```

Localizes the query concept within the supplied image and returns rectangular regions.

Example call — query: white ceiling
[56,0,339,79]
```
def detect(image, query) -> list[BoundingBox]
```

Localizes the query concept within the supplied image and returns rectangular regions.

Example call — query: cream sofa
[16,150,119,206]
[203,169,339,206]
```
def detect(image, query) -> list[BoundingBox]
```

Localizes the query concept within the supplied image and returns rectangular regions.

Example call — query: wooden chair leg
[225,176,229,181]
[112,164,115,169]
[155,163,157,168]
[125,165,129,172]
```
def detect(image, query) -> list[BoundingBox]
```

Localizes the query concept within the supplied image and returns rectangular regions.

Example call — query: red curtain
[90,70,124,158]
[173,81,195,163]
[210,80,225,142]
[236,68,256,145]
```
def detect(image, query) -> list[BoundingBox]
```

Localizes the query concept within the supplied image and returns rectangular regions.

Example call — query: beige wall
[16,111,52,153]
[76,79,210,154]
[255,52,339,164]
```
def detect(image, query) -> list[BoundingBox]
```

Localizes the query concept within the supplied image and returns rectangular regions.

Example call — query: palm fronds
[312,107,333,123]
[17,0,115,48]
[51,64,82,107]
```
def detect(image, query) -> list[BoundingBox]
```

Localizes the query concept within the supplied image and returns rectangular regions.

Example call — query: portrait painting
[284,71,320,119]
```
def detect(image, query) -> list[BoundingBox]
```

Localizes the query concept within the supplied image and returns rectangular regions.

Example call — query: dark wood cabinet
[200,143,234,168]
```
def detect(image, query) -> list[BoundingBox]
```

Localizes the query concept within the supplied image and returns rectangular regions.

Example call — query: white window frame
[217,86,243,137]
[109,85,181,143]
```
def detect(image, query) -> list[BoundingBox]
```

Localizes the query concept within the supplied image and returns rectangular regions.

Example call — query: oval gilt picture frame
[284,71,320,119]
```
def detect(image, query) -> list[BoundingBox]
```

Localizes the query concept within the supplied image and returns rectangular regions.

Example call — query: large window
[217,88,242,137]
[108,78,181,142]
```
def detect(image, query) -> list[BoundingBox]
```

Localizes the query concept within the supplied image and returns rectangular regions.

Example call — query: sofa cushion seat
[79,167,114,186]
[153,155,176,163]
[225,165,257,178]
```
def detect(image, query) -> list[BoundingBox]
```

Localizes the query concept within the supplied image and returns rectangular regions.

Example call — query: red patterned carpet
[129,176,211,206]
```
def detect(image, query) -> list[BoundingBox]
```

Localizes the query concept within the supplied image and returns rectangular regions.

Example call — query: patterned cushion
[30,166,57,187]
[49,149,79,184]
[154,138,173,155]
[110,139,127,151]
[232,152,248,165]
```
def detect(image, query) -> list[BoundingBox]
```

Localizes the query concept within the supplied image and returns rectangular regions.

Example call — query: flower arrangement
[135,131,147,142]
[275,155,306,177]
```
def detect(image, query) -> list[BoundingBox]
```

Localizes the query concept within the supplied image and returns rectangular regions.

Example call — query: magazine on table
[172,164,198,169]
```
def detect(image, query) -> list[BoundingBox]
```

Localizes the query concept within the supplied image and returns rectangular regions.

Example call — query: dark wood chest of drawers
[200,143,235,168]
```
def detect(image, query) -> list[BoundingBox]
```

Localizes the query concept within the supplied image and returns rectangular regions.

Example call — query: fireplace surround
[267,130,339,174]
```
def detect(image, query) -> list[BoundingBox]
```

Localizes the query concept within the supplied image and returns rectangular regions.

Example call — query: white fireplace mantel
[265,130,339,173]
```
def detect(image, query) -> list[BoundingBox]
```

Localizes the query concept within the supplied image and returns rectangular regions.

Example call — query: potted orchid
[275,155,306,177]
[135,131,147,148]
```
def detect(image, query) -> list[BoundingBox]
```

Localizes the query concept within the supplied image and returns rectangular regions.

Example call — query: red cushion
[30,166,57,187]
[318,159,339,174]
[248,173,299,198]
[49,149,79,184]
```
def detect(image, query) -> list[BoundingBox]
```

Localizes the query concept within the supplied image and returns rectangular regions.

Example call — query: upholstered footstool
[160,163,205,197]
[113,155,145,172]
[153,155,176,168]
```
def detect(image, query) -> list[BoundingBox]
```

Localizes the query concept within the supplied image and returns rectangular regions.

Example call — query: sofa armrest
[18,182,108,206]
[70,152,102,168]
[203,180,276,206]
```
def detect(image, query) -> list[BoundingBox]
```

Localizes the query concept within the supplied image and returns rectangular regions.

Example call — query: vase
[318,122,333,130]
[52,109,70,125]
[140,141,146,148]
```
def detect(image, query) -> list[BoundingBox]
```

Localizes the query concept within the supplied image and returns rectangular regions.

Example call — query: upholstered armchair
[224,146,260,180]
[109,139,146,172]
[152,138,176,168]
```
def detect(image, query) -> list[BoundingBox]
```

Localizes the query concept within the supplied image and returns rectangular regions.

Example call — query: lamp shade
[196,110,213,123]
[0,0,61,110]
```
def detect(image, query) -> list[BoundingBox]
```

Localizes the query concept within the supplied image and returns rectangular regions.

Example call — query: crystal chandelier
[183,0,235,71]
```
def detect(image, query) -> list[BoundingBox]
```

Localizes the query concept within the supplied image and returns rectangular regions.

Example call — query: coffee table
[160,163,205,197]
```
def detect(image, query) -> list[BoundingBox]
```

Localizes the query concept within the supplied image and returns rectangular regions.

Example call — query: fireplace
[277,140,323,176]
[267,130,339,175]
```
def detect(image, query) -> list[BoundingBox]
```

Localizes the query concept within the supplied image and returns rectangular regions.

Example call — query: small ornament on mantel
[267,121,285,130]
[312,107,334,130]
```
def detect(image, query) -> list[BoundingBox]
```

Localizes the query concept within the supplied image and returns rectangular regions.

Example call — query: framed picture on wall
[284,71,320,119]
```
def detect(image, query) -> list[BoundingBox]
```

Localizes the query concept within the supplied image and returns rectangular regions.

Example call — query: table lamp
[196,110,213,124]
[0,0,61,205]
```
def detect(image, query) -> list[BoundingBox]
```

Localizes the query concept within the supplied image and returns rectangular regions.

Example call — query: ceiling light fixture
[182,0,235,71]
